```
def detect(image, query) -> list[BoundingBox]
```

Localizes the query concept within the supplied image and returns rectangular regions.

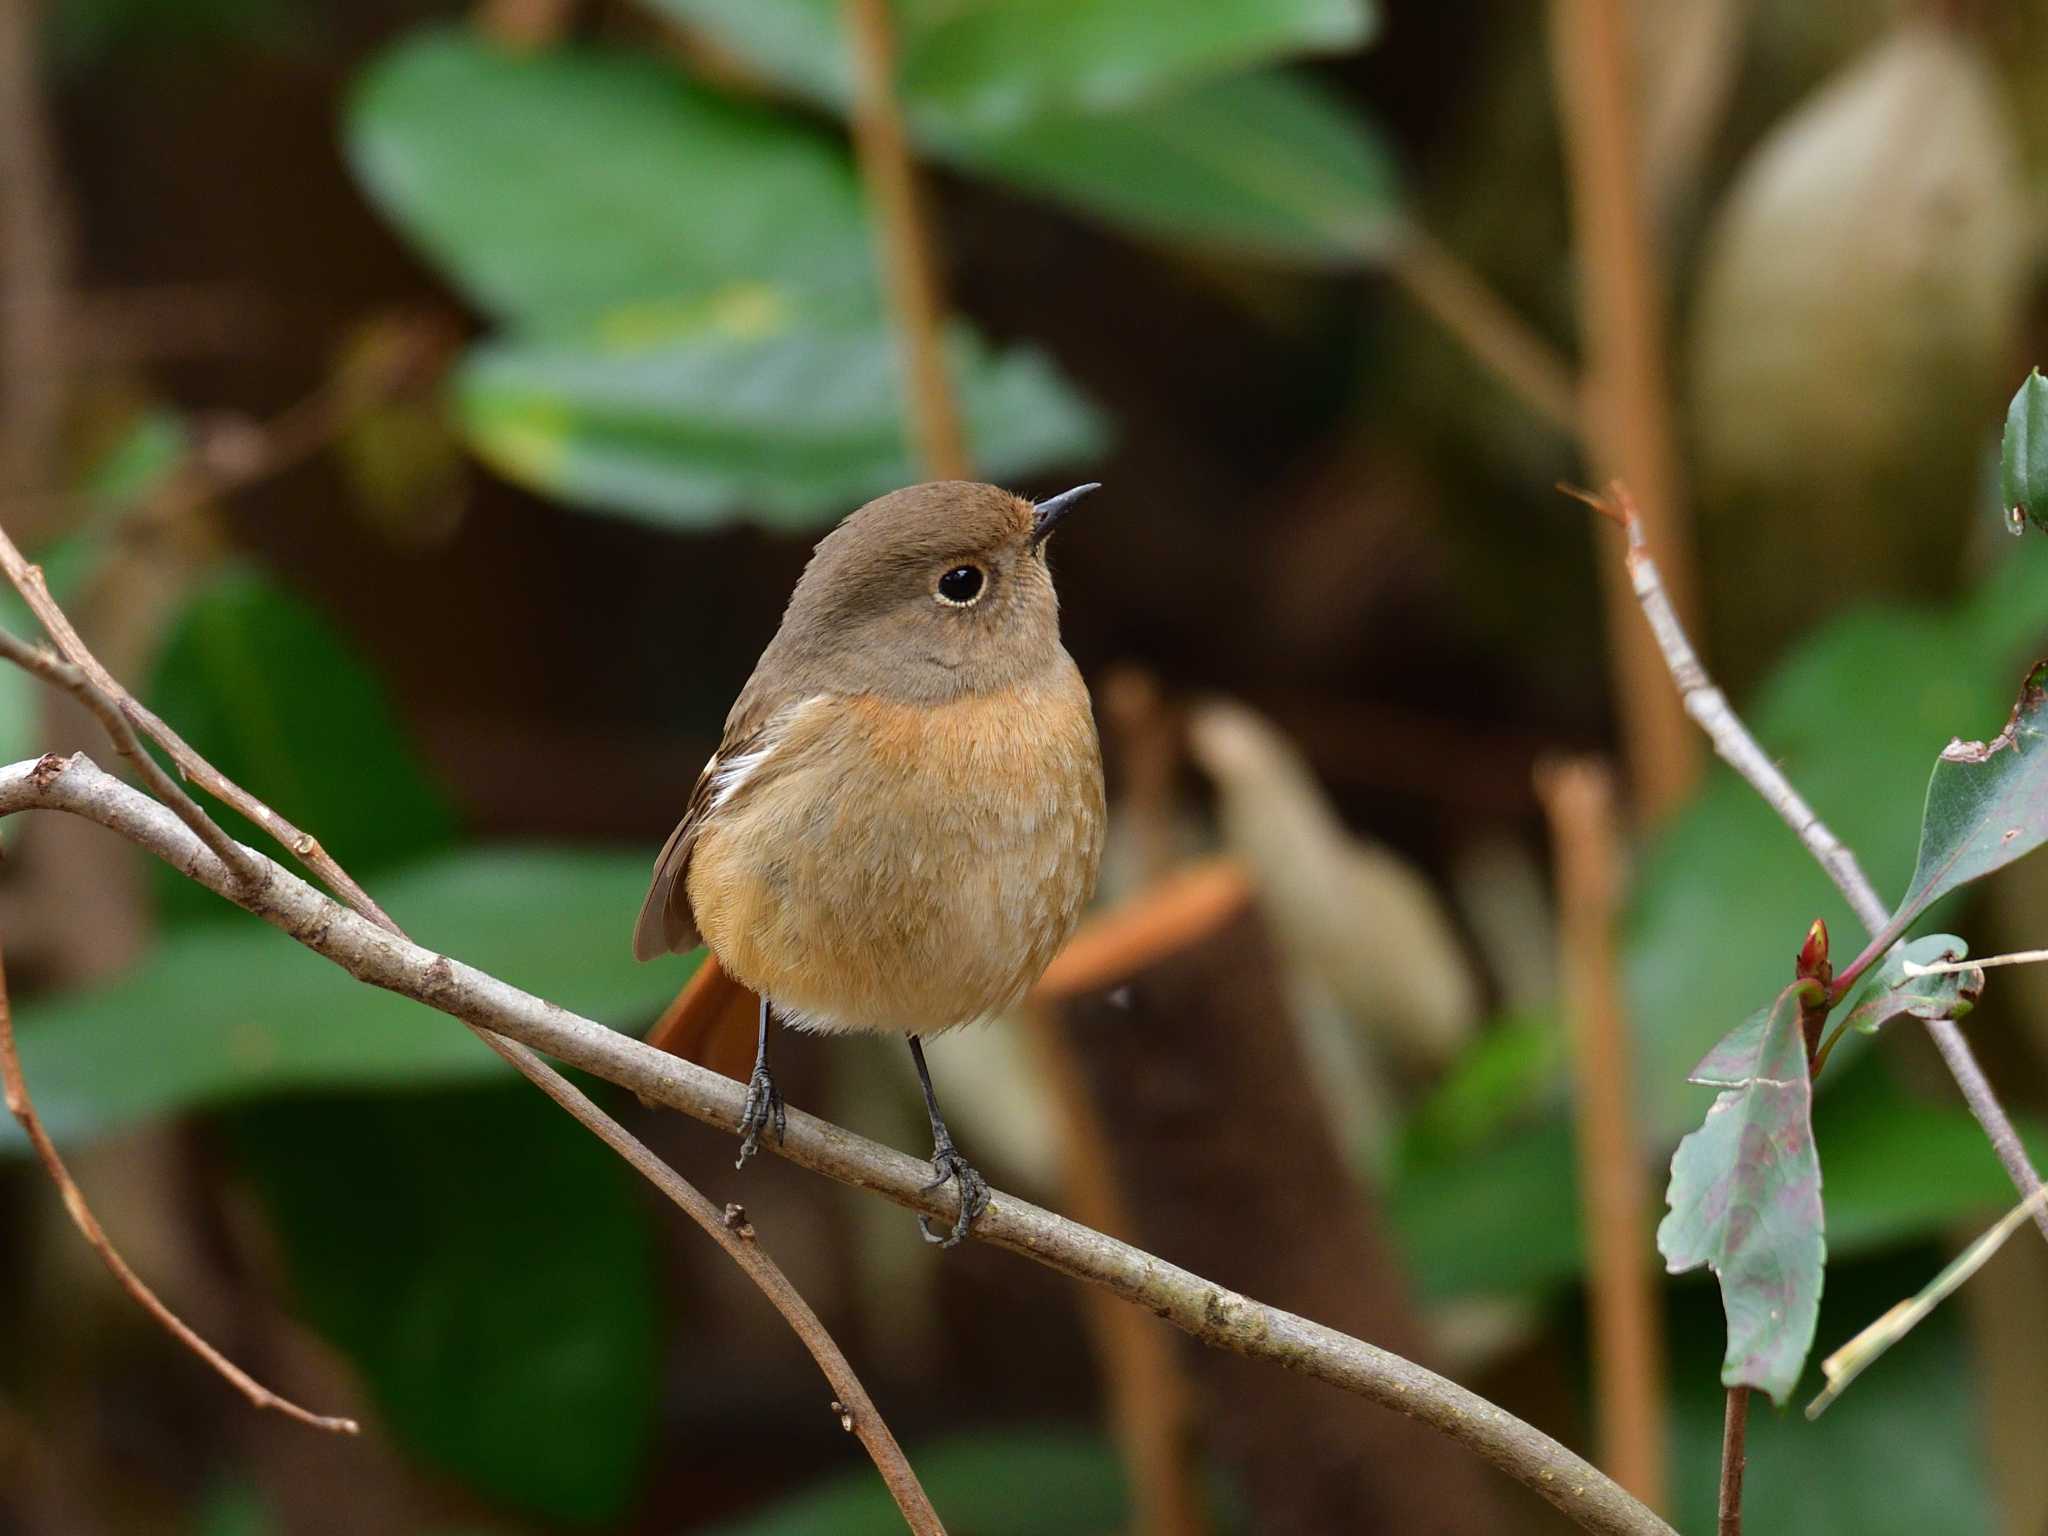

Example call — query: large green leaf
[950,70,1399,263]
[701,1428,1128,1536]
[651,0,1374,133]
[146,567,459,923]
[349,31,875,327]
[1658,982,1825,1406]
[459,314,1105,530]
[231,1083,660,1523]
[1,847,686,1151]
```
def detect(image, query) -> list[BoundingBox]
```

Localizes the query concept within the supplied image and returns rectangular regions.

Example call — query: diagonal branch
[0,750,1673,1536]
[1584,482,2048,1245]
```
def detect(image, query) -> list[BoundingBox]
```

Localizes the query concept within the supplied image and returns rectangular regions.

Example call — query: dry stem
[1547,0,1702,819]
[1537,757,1666,1511]
[842,0,969,480]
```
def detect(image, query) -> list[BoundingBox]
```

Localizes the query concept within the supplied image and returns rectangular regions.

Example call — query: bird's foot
[917,1136,990,1248]
[735,1063,785,1169]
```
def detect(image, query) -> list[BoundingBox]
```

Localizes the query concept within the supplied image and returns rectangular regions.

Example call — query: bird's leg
[735,994,785,1169]
[908,1036,990,1247]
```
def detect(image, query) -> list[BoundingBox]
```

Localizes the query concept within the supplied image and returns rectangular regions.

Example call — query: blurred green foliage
[230,1084,662,1523]
[699,1429,1129,1536]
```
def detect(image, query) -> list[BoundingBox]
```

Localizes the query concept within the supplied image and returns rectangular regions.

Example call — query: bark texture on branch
[0,750,1674,1536]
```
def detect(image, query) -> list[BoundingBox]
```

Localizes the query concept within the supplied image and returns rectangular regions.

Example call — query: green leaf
[900,0,1375,134]
[459,315,1105,530]
[702,1428,1128,1536]
[1658,981,1825,1406]
[2003,368,2048,534]
[649,0,1375,133]
[348,31,875,327]
[231,1083,660,1522]
[949,70,1400,263]
[1839,934,1983,1036]
[1885,658,2048,937]
[2,848,690,1151]
[145,568,459,922]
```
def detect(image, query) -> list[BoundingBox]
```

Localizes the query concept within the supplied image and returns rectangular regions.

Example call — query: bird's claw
[735,1064,785,1169]
[917,1138,989,1248]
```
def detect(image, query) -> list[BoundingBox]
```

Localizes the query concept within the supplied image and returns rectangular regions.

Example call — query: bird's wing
[631,690,824,962]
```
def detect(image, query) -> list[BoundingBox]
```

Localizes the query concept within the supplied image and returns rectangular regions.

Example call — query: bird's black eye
[935,564,986,606]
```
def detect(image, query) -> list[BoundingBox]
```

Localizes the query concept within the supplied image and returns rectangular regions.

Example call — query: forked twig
[0,516,943,1529]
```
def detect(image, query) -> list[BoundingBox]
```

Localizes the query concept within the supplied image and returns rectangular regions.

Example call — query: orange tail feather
[645,954,761,1083]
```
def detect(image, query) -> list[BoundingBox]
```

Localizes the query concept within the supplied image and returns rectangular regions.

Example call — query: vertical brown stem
[841,0,970,480]
[1547,0,1702,820]
[0,0,67,506]
[1538,757,1667,1511]
[1717,1384,1749,1535]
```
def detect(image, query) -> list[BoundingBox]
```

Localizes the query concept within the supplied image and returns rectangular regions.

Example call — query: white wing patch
[708,694,828,812]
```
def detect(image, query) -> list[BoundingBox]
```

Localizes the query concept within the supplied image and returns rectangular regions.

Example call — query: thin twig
[1385,228,1581,436]
[0,923,357,1433]
[1537,757,1666,1512]
[1903,948,2048,978]
[1584,481,2048,1244]
[0,553,942,1527]
[1547,0,1702,819]
[842,0,969,481]
[1717,1384,1747,1536]
[0,752,1675,1536]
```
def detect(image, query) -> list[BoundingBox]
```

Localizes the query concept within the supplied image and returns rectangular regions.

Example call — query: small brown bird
[634,481,1106,1244]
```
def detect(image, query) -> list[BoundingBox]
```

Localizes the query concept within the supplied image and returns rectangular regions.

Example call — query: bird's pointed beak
[1029,482,1101,549]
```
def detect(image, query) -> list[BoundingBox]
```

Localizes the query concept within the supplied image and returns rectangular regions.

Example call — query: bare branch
[0,920,357,1433]
[0,751,1674,1536]
[1588,482,2048,1244]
